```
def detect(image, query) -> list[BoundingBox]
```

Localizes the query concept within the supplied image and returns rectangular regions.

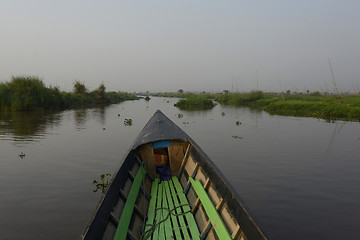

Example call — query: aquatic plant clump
[124,118,133,126]
[174,95,216,110]
[93,173,111,193]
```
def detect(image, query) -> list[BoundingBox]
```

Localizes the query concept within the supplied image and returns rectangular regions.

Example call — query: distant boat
[81,110,267,240]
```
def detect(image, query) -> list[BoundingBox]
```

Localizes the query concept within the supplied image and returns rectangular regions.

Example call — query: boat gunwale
[81,149,139,239]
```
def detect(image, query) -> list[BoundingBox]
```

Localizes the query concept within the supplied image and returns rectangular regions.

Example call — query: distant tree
[286,90,291,95]
[177,89,184,94]
[311,91,321,96]
[94,83,106,100]
[73,80,87,94]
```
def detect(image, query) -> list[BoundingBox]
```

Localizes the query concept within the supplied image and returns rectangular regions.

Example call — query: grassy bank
[151,90,360,121]
[214,92,360,121]
[0,76,139,111]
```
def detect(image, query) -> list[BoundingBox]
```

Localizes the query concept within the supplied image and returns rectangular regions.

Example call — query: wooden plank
[114,164,145,240]
[172,177,200,240]
[183,162,199,195]
[144,178,159,237]
[140,147,158,179]
[177,144,191,177]
[164,181,182,239]
[169,144,185,176]
[168,179,191,239]
[162,181,174,239]
[189,178,232,240]
[232,225,242,239]
[192,179,211,213]
[154,181,164,239]
[200,198,224,239]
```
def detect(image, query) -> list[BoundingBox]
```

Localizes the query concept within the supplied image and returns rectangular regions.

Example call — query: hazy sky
[1,0,359,93]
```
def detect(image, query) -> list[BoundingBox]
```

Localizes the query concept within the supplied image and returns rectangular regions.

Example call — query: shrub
[174,95,215,110]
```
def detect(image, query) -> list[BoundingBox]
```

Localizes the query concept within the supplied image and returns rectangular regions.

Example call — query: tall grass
[0,76,63,111]
[0,76,139,111]
[214,91,265,106]
[211,91,360,121]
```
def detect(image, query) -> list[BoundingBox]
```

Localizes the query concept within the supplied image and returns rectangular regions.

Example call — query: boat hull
[81,110,267,240]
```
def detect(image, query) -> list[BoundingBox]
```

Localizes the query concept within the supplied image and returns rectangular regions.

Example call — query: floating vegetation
[236,121,241,125]
[124,118,133,126]
[93,173,111,193]
[18,152,25,159]
[221,112,225,116]
[174,95,215,110]
[177,113,183,118]
[232,136,243,139]
[117,113,121,117]
[145,96,150,101]
[102,127,106,130]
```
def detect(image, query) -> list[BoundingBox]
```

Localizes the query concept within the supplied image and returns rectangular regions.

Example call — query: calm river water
[0,97,359,240]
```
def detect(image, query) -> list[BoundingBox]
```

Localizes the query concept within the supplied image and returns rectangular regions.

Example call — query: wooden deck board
[144,177,202,239]
[189,177,232,240]
[164,181,182,239]
[162,182,174,239]
[114,164,145,240]
[172,176,201,240]
[168,178,191,239]
[144,178,159,236]
[154,181,164,239]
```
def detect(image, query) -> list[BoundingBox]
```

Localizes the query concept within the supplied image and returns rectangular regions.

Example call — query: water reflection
[0,111,61,144]
[0,107,108,144]
[324,121,345,165]
[74,109,88,130]
[74,107,107,130]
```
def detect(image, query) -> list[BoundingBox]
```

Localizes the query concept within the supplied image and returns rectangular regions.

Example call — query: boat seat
[189,177,232,240]
[114,163,146,240]
[144,176,200,240]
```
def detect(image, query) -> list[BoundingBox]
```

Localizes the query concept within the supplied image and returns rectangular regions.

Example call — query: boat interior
[101,139,251,240]
[83,139,266,240]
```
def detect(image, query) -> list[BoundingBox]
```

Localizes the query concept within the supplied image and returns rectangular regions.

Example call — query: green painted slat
[158,183,166,240]
[144,178,159,236]
[172,177,200,240]
[164,181,182,239]
[162,181,174,239]
[189,178,232,240]
[168,179,191,239]
[154,181,164,239]
[114,165,145,240]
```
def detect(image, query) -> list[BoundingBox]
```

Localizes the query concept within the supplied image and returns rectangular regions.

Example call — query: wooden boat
[81,110,267,240]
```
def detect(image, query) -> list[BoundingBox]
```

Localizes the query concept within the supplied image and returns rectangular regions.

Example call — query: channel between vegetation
[2,76,359,122]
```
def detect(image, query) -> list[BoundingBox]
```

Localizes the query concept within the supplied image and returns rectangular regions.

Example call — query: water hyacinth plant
[124,118,133,126]
[93,173,111,193]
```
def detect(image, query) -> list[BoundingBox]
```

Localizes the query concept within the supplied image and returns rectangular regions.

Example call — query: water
[0,97,359,239]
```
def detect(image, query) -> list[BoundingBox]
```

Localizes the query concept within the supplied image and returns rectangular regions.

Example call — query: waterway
[0,97,359,239]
